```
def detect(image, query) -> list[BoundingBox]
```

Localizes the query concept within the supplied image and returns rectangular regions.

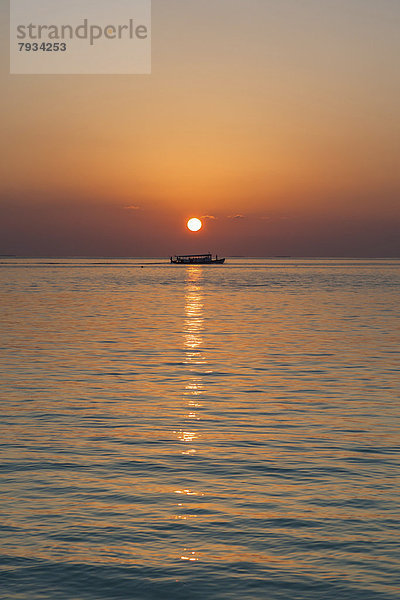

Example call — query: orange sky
[1,0,399,256]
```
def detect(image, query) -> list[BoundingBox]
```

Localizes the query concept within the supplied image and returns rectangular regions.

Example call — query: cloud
[201,214,216,220]
[124,205,141,211]
[228,214,245,219]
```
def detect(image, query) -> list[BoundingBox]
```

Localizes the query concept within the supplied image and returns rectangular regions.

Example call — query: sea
[1,258,399,600]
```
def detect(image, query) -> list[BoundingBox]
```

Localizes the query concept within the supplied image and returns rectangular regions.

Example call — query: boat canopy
[175,254,212,259]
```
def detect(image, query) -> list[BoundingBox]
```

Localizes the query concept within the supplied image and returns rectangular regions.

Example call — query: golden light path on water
[175,267,206,562]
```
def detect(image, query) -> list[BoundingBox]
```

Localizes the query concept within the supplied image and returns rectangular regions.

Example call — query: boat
[170,253,225,265]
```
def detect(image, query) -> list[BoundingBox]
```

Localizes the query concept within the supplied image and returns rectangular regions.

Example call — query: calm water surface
[1,258,399,599]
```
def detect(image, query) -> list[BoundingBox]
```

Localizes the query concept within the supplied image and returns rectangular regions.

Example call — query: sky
[1,0,399,257]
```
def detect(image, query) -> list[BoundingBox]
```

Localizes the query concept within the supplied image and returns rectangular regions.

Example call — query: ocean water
[1,258,399,600]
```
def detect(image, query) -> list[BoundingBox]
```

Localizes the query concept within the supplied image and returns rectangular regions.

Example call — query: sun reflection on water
[174,266,207,561]
[180,551,199,562]
[175,430,198,443]
[183,267,205,362]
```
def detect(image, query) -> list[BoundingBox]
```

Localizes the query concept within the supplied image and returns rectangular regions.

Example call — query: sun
[187,218,202,232]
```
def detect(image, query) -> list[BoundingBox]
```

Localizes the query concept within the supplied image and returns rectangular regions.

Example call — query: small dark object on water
[170,253,225,265]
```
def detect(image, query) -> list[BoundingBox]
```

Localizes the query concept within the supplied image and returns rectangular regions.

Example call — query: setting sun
[187,218,202,232]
